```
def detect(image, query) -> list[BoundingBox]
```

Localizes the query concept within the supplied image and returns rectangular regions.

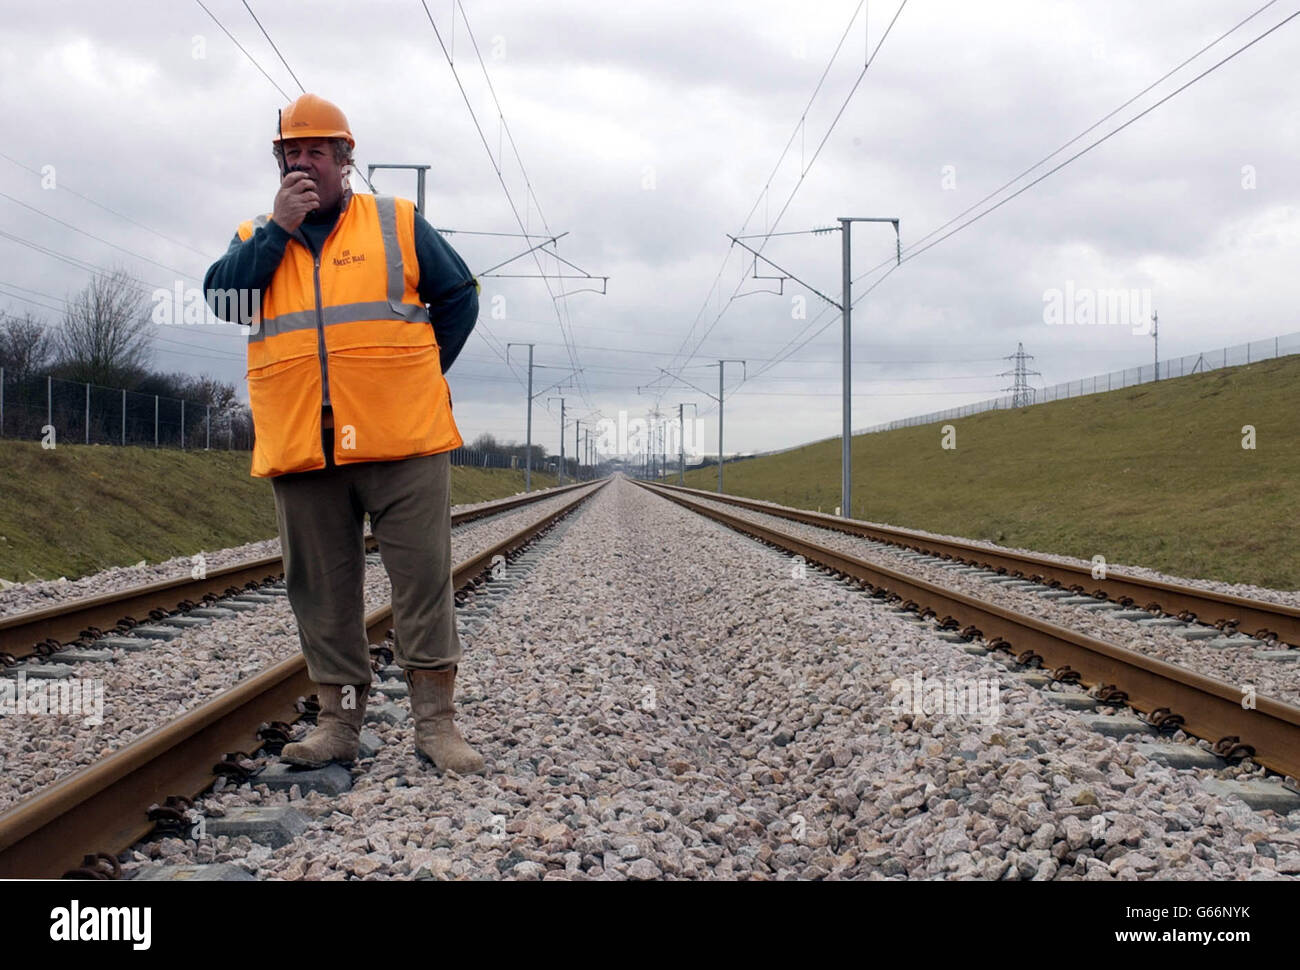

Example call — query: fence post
[206,405,210,450]
[180,399,185,450]
[154,395,159,447]
[85,382,90,445]
[0,366,4,437]
[121,389,126,445]
[47,375,51,429]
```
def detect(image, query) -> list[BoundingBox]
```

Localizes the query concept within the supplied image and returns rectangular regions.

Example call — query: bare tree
[470,432,499,453]
[55,269,152,387]
[209,401,254,450]
[0,310,54,385]
[179,374,240,410]
[137,370,239,408]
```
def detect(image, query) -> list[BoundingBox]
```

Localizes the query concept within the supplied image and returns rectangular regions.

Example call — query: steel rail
[649,482,1300,647]
[0,480,605,879]
[0,480,599,665]
[447,480,592,527]
[0,555,294,666]
[638,481,1300,781]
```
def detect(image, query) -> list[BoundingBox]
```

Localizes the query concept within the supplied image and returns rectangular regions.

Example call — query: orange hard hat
[273,93,354,148]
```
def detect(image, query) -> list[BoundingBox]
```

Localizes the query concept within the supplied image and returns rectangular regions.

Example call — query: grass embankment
[448,466,561,504]
[0,441,560,582]
[681,355,1300,589]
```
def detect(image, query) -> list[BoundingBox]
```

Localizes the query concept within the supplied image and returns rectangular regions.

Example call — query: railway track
[79,476,1300,883]
[648,482,1300,649]
[0,480,605,878]
[636,481,1300,783]
[0,480,594,666]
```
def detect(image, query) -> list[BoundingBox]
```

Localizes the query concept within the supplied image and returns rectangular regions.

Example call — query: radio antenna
[277,109,287,178]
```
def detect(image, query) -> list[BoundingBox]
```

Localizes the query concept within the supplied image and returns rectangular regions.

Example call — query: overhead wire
[1,2,323,367]
[661,0,910,389]
[0,280,249,360]
[892,5,1300,269]
[212,0,536,377]
[418,0,584,396]
[453,0,591,403]
[900,0,1284,263]
[0,229,168,290]
[239,0,307,93]
[746,1,1300,383]
[0,152,212,259]
[0,191,202,280]
[230,0,378,193]
[0,230,251,354]
[193,0,293,100]
[661,0,868,378]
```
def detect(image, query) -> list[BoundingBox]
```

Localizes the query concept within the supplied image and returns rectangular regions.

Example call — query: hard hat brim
[273,129,356,148]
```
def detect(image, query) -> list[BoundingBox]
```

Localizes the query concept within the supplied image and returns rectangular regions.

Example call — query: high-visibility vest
[236,193,462,478]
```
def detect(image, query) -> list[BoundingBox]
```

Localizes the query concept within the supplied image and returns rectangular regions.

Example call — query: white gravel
[674,492,1300,707]
[0,482,586,618]
[119,477,1300,881]
[0,485,599,813]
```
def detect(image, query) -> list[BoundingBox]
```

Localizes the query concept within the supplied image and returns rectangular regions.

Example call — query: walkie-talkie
[278,108,317,213]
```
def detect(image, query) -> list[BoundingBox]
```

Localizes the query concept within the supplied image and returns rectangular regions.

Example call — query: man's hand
[271,170,319,234]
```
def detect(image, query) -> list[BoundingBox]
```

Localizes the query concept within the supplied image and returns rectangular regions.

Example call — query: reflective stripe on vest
[241,197,431,345]
[236,193,461,478]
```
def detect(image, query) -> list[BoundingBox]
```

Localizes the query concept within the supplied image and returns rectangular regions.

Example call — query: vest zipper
[305,193,354,464]
[314,254,328,411]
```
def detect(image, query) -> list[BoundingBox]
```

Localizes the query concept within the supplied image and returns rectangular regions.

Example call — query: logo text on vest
[332,248,367,267]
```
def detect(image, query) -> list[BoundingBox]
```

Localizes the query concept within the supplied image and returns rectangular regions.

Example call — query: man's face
[281,137,346,210]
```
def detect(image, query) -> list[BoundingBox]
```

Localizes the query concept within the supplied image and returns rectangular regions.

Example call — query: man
[204,93,484,775]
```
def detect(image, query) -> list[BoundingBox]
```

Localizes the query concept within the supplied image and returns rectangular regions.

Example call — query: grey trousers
[270,446,461,685]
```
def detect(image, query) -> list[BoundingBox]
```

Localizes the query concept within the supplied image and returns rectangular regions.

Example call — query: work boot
[407,666,486,774]
[280,683,369,768]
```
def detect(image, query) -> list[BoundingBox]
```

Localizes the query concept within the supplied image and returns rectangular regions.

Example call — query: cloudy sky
[2,0,1297,459]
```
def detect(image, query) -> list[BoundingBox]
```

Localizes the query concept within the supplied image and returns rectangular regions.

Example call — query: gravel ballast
[118,478,1300,881]
[683,488,1300,611]
[672,491,1300,707]
[0,486,598,812]
[0,483,586,618]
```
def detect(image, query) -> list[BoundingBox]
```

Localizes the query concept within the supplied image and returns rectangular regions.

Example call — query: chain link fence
[0,372,582,473]
[446,446,524,470]
[855,331,1300,435]
[0,371,253,450]
[447,447,602,478]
